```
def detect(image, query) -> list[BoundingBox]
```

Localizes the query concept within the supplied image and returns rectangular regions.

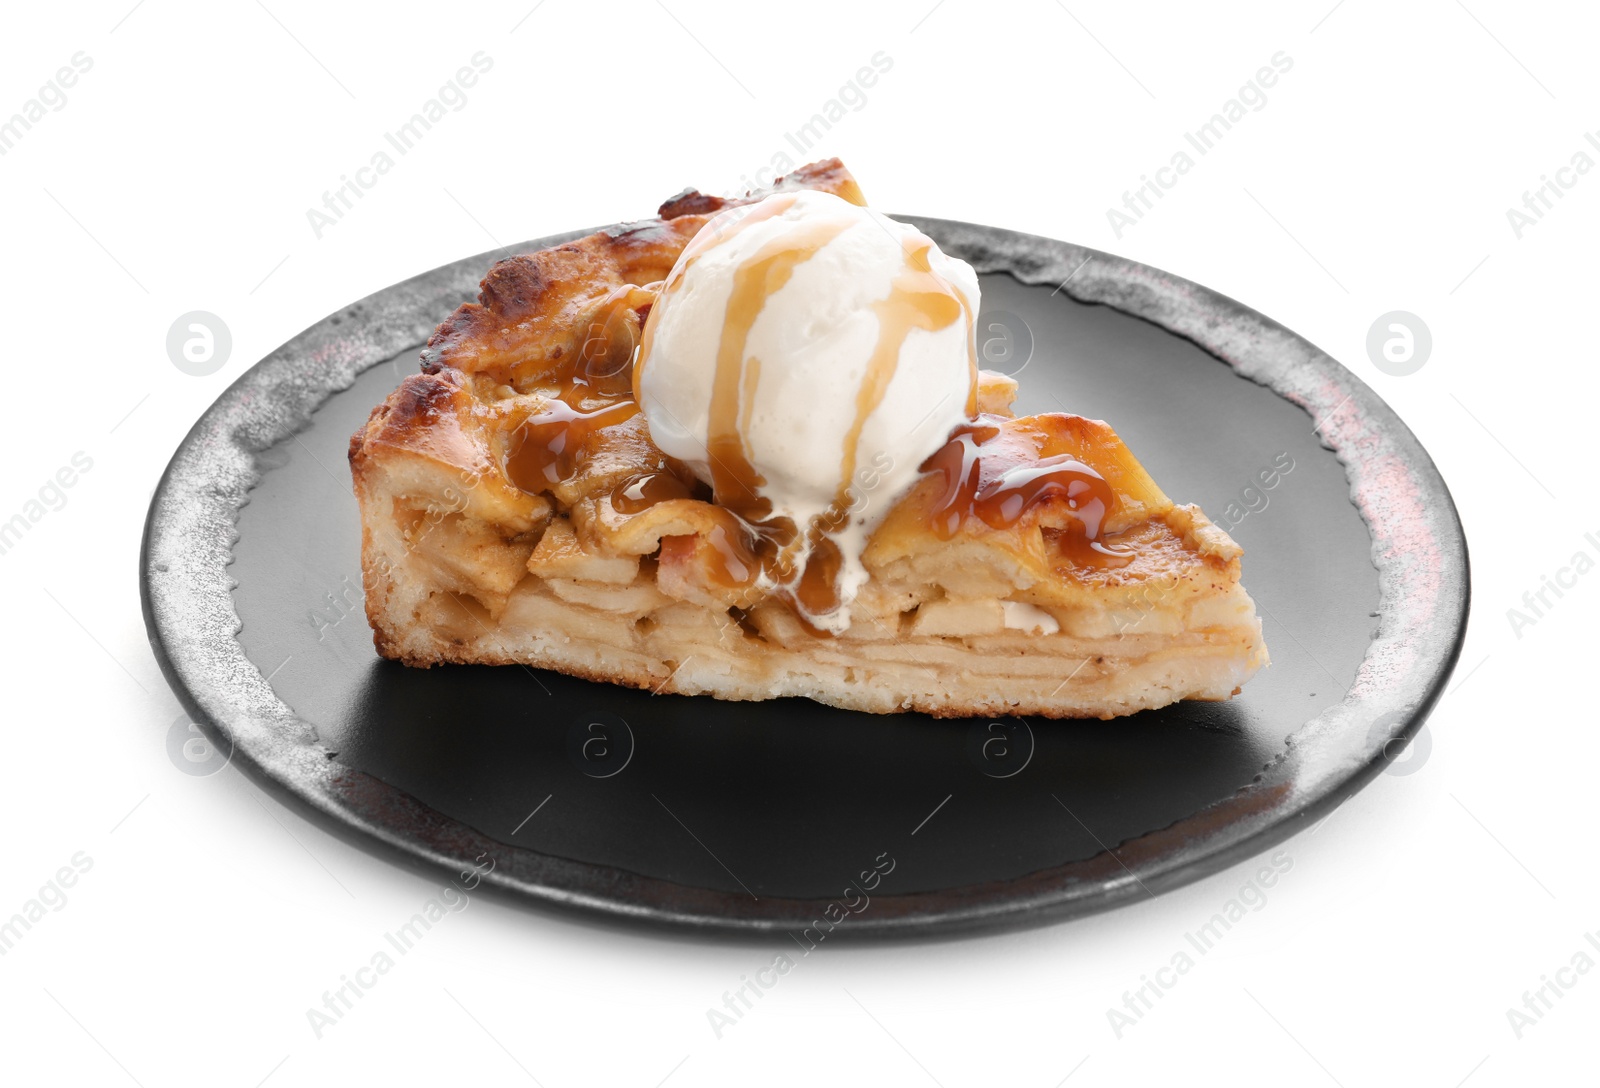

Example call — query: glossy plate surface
[141,218,1468,936]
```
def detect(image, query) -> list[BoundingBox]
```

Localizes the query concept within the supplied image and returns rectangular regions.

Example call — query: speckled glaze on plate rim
[140,217,1469,937]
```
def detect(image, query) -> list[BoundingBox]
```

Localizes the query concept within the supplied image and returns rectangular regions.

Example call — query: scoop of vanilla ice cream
[635,190,980,630]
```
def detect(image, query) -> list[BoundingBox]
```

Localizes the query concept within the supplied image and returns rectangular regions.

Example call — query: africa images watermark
[0,852,94,958]
[167,311,232,377]
[1505,931,1600,1040]
[1211,451,1296,535]
[311,575,363,642]
[0,451,95,560]
[305,854,493,1039]
[1505,528,1599,639]
[0,52,93,157]
[721,51,894,199]
[1504,130,1599,240]
[1106,51,1295,239]
[314,459,493,642]
[1106,850,1294,1039]
[704,851,896,1039]
[306,52,495,239]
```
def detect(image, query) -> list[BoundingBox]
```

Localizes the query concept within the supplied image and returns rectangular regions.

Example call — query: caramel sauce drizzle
[920,420,1116,543]
[836,242,965,524]
[1049,524,1138,572]
[506,193,1022,637]
[504,386,639,494]
[634,193,802,407]
[704,213,857,522]
[503,285,647,495]
[688,213,983,628]
[610,470,692,514]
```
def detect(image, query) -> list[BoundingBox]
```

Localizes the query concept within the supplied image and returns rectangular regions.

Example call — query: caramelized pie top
[355,159,1215,635]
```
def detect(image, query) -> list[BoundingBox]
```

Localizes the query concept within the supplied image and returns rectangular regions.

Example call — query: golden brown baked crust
[349,160,1267,718]
[417,159,865,384]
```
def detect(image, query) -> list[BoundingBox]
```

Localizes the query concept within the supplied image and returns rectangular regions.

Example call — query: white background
[2,1,1596,1084]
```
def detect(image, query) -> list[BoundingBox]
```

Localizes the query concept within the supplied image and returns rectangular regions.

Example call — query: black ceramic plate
[142,217,1468,937]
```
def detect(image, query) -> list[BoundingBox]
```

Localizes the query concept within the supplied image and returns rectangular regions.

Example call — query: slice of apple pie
[349,159,1267,718]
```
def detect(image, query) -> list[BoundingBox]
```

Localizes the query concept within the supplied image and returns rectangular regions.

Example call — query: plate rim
[140,215,1470,937]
